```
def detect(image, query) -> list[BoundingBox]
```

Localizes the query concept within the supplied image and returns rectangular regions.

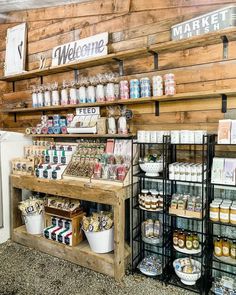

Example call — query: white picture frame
[4,23,27,76]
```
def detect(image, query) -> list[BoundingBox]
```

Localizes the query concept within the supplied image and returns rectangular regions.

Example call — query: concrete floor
[0,241,193,295]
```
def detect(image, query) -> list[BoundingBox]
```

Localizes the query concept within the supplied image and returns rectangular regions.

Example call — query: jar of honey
[192,232,200,250]
[214,237,223,257]
[230,205,236,225]
[220,204,230,223]
[210,203,220,222]
[230,240,236,259]
[186,233,193,250]
[222,238,230,257]
[178,231,186,248]
[173,230,179,246]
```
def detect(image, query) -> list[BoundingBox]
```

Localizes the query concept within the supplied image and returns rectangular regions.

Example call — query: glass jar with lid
[222,238,230,257]
[210,203,220,222]
[214,237,223,257]
[220,204,230,223]
[230,205,236,225]
[230,240,236,259]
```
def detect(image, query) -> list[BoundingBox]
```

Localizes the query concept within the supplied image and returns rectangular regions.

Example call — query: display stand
[10,175,130,281]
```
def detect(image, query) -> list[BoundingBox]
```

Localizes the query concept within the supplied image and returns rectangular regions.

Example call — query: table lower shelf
[12,226,130,279]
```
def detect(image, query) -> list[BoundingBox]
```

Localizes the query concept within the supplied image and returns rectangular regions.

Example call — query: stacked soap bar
[44,217,72,246]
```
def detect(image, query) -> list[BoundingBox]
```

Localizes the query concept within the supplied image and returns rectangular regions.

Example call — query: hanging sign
[51,32,108,67]
[4,23,27,76]
[171,5,236,40]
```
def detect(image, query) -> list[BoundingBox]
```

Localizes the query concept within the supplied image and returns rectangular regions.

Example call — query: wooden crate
[44,210,86,247]
[169,207,204,219]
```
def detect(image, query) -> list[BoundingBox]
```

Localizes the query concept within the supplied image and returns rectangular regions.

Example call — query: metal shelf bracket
[155,100,160,116]
[149,50,159,70]
[113,58,124,76]
[221,94,227,113]
[221,35,229,60]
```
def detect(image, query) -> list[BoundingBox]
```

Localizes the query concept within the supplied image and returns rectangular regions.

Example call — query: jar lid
[210,203,219,208]
[220,204,230,209]
[141,189,149,194]
[231,205,236,210]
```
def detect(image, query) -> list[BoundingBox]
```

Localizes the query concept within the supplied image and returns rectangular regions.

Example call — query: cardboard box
[211,158,225,184]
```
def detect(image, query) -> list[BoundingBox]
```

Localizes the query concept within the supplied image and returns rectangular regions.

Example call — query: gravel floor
[0,241,194,295]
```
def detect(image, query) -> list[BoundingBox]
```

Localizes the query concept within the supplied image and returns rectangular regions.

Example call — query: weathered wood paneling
[1,0,236,133]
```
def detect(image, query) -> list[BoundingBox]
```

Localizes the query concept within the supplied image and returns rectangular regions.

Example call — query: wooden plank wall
[0,0,236,140]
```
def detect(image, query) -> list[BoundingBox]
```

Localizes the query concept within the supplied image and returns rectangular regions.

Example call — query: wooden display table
[10,175,130,281]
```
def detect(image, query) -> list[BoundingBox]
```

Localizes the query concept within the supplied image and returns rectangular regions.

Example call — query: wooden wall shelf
[3,89,236,114]
[29,134,134,138]
[1,27,236,83]
[11,175,131,281]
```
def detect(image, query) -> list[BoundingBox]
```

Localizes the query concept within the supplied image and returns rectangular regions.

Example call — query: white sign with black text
[51,32,108,67]
[171,5,236,40]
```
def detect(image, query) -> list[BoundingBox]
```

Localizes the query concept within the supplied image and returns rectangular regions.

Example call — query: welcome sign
[51,32,108,66]
[171,5,236,40]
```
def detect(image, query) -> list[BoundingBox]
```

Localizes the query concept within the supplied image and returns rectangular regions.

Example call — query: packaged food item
[173,230,179,246]
[214,237,223,257]
[119,80,129,100]
[222,238,230,257]
[230,240,236,259]
[211,158,225,184]
[220,203,230,223]
[230,205,236,225]
[192,233,200,250]
[130,79,140,99]
[218,119,231,144]
[140,77,151,98]
[210,203,220,222]
[178,230,186,248]
[186,233,193,250]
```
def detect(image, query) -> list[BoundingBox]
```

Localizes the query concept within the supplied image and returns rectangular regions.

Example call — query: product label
[186,241,193,249]
[193,240,200,249]
[178,239,185,248]
[210,211,219,220]
[214,246,222,256]
[223,246,229,256]
[231,248,236,258]
[173,237,178,246]
[220,212,229,222]
[230,213,236,222]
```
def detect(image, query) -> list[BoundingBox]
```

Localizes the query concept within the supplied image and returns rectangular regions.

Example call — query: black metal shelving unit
[165,134,215,295]
[131,135,172,282]
[208,141,236,294]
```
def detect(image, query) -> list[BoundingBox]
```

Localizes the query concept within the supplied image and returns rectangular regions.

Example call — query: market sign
[171,5,236,40]
[51,32,108,66]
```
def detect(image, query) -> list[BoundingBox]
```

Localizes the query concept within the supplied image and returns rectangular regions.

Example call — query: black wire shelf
[167,273,204,294]
[168,212,206,221]
[134,171,165,180]
[209,220,236,227]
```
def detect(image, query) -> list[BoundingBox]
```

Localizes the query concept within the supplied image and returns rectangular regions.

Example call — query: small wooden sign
[171,5,236,40]
[51,32,108,66]
[4,23,27,76]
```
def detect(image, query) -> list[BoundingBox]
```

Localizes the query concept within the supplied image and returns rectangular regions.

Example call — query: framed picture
[4,23,27,76]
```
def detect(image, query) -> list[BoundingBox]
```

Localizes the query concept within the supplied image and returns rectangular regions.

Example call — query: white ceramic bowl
[139,162,163,177]
[173,259,201,286]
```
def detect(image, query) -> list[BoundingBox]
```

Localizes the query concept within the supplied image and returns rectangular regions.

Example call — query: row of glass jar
[138,189,164,210]
[214,236,236,259]
[210,199,236,224]
[137,130,207,144]
[169,162,206,182]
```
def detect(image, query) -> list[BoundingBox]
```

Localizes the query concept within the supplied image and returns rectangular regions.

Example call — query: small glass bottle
[214,237,223,257]
[186,233,193,250]
[222,238,230,257]
[230,240,236,259]
[173,230,179,246]
[192,232,200,250]
[178,230,186,249]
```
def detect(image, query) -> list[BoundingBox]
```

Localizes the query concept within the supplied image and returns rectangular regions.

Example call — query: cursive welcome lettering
[52,32,108,66]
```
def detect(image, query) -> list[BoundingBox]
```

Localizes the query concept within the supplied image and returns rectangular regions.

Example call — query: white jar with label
[174,163,180,180]
[169,163,175,180]
[79,86,86,103]
[144,131,151,143]
[69,87,77,104]
[179,164,186,181]
[191,164,197,182]
[220,204,230,223]
[171,130,180,144]
[52,90,60,105]
[37,91,44,107]
[87,85,96,103]
[185,164,191,181]
[150,131,157,143]
[230,205,236,224]
[180,130,189,144]
[61,88,69,105]
[137,130,146,143]
[210,203,220,222]
[44,90,51,106]
[197,164,202,182]
[156,131,164,143]
[32,91,38,108]
[96,84,105,102]
[189,131,195,144]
